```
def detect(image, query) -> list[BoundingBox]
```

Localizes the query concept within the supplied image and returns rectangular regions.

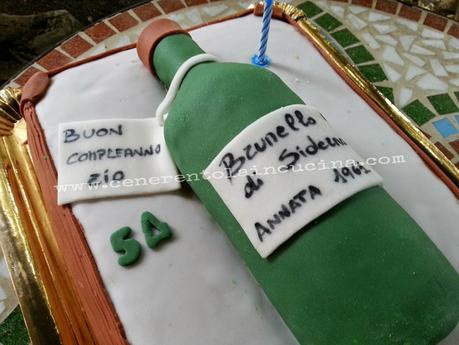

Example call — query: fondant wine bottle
[138,19,459,345]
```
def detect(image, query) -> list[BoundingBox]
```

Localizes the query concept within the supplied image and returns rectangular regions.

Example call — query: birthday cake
[20,5,459,345]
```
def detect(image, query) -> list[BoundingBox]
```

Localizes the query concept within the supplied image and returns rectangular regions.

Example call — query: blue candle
[252,0,273,67]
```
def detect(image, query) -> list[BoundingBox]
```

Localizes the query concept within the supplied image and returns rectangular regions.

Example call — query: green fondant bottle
[138,19,459,345]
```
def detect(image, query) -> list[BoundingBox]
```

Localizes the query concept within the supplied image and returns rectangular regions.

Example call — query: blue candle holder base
[251,54,271,67]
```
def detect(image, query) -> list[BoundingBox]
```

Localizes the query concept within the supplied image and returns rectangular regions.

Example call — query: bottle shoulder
[164,62,304,172]
[173,62,303,113]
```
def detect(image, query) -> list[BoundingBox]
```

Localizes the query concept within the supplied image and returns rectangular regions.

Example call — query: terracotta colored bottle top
[137,18,189,76]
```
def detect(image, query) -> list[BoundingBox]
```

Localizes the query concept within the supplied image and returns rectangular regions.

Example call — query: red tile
[13,66,40,86]
[37,50,72,70]
[398,4,421,21]
[184,0,207,5]
[351,0,373,8]
[133,2,161,21]
[450,140,459,154]
[85,22,116,44]
[109,12,139,32]
[424,13,448,31]
[455,161,459,170]
[375,0,397,14]
[448,22,459,39]
[435,142,454,160]
[157,0,184,13]
[61,35,93,58]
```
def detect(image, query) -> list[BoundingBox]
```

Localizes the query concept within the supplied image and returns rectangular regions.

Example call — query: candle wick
[252,0,273,67]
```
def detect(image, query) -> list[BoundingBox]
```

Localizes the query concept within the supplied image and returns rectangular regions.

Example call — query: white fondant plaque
[204,104,382,258]
[57,118,179,205]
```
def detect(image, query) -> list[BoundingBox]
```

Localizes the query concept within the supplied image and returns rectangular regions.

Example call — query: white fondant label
[204,105,382,258]
[57,118,179,205]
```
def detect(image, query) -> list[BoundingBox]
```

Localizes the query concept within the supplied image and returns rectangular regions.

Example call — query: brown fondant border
[22,102,127,345]
[20,6,459,345]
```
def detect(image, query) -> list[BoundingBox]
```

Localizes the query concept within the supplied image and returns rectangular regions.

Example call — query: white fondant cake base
[35,14,458,345]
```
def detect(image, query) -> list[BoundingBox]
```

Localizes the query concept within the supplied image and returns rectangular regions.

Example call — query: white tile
[451,79,459,87]
[330,5,345,18]
[402,52,426,67]
[375,34,397,46]
[399,87,413,106]
[89,43,107,55]
[382,46,404,65]
[445,64,459,73]
[0,302,5,315]
[397,18,418,32]
[238,0,252,8]
[202,4,228,17]
[0,287,6,300]
[443,52,459,59]
[373,23,397,34]
[114,35,130,48]
[169,13,186,24]
[421,39,446,50]
[400,35,416,51]
[349,5,367,14]
[383,63,401,81]
[347,13,367,30]
[367,12,391,22]
[430,59,448,77]
[449,37,459,50]
[421,28,444,39]
[410,44,435,55]
[186,9,202,25]
[405,64,426,80]
[416,73,448,91]
[361,32,380,49]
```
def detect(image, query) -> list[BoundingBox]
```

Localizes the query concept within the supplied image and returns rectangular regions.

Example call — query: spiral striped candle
[252,0,273,67]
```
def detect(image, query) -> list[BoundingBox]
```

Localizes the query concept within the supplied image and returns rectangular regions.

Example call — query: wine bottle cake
[18,7,459,345]
[137,18,459,345]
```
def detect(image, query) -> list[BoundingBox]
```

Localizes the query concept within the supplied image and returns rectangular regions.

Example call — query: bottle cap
[137,18,189,76]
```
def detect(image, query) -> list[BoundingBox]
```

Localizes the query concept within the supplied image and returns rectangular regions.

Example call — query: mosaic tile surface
[295,0,459,165]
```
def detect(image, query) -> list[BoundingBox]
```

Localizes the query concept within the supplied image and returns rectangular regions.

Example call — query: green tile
[345,45,374,64]
[331,29,359,48]
[0,307,30,345]
[298,1,323,17]
[358,64,387,83]
[314,13,342,32]
[402,100,436,126]
[377,86,394,104]
[427,94,459,114]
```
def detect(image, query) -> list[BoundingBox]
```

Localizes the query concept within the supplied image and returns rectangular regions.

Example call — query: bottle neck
[153,34,205,88]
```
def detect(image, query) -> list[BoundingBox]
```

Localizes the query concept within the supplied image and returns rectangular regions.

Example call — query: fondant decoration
[30,14,459,345]
[141,211,172,249]
[110,227,141,267]
[141,18,459,345]
[205,104,382,257]
[252,0,273,67]
[57,118,180,204]
[156,54,217,126]
[34,45,301,345]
